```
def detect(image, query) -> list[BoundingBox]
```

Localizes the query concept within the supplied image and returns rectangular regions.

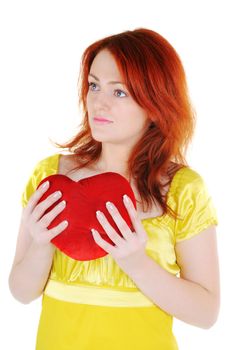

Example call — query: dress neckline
[54,153,185,223]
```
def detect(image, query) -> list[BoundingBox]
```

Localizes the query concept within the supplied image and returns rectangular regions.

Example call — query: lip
[93,116,113,123]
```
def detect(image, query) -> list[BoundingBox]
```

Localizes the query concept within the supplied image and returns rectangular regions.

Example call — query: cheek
[115,115,148,140]
[86,91,97,106]
[86,93,91,108]
[124,105,149,129]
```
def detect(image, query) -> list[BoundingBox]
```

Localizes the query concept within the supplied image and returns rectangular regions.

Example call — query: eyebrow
[88,73,126,85]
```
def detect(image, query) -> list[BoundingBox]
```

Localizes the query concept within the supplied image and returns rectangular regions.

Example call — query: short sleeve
[21,153,60,208]
[174,169,218,243]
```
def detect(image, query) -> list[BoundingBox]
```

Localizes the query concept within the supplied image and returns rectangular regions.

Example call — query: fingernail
[53,191,62,198]
[106,201,114,210]
[123,194,129,203]
[42,181,49,188]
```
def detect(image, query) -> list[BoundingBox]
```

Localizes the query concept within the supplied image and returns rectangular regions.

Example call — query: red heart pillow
[36,172,137,261]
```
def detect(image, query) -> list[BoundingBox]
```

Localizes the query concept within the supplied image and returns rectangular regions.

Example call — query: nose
[92,90,111,110]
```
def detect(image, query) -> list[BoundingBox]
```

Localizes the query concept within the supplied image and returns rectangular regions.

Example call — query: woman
[9,28,220,349]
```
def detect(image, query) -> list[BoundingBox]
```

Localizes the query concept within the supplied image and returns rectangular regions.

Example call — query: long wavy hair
[52,28,196,219]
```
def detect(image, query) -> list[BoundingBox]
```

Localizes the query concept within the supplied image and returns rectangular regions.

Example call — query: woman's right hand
[22,181,68,248]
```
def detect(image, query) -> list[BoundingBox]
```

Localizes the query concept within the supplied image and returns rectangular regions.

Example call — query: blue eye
[114,90,127,98]
[88,81,127,98]
[88,82,98,91]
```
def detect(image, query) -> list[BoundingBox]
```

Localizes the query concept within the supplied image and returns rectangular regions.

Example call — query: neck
[95,144,130,179]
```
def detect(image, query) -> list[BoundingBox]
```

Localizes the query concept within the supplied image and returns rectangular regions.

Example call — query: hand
[22,181,69,248]
[91,194,148,275]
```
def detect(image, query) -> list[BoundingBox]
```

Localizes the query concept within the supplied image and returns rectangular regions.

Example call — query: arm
[9,182,67,304]
[93,204,220,329]
[8,208,56,304]
[91,171,220,329]
[9,243,55,304]
[128,225,220,329]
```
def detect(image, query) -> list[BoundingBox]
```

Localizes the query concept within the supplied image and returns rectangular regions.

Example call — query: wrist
[29,241,55,260]
[117,251,151,278]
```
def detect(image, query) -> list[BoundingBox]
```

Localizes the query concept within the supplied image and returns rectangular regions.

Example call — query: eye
[114,89,127,98]
[88,81,127,98]
[88,82,99,91]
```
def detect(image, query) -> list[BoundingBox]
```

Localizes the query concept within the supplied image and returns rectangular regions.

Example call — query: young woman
[9,28,220,349]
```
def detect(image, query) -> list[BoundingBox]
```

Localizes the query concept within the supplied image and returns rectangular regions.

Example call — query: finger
[40,200,66,228]
[33,190,63,222]
[105,202,133,241]
[96,211,125,246]
[26,180,51,214]
[91,229,114,255]
[123,195,147,241]
[48,220,69,241]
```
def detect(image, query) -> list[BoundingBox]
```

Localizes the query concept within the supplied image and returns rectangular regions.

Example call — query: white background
[1,0,231,349]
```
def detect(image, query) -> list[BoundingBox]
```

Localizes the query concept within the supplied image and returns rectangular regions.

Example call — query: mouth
[93,116,113,123]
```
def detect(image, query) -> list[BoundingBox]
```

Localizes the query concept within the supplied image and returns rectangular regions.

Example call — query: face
[86,49,150,146]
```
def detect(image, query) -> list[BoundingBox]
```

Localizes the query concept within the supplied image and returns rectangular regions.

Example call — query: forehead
[89,50,122,79]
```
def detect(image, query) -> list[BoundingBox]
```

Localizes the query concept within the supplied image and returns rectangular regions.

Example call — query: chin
[90,132,107,142]
[91,133,120,144]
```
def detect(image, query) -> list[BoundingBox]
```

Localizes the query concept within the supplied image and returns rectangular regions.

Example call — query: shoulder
[42,152,63,167]
[168,166,211,211]
[32,152,75,174]
[20,152,62,208]
[21,152,74,208]
[170,165,216,221]
[173,167,218,242]
[58,153,78,174]
[31,152,60,171]
[25,152,64,187]
[172,166,206,196]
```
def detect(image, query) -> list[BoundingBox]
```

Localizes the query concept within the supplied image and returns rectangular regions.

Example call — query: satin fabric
[44,279,154,307]
[21,153,218,350]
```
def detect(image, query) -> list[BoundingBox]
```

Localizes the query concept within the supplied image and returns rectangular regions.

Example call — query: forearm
[129,254,219,329]
[9,242,55,304]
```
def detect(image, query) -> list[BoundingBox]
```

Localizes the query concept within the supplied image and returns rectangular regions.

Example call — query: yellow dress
[21,153,218,350]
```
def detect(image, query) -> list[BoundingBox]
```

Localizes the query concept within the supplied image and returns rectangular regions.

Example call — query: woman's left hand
[91,194,149,275]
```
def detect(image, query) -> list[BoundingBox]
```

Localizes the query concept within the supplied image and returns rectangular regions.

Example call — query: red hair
[53,28,196,219]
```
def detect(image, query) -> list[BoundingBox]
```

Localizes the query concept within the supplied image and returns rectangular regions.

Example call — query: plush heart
[36,172,137,261]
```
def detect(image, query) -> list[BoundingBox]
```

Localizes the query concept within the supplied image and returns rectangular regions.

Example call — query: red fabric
[36,173,137,261]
